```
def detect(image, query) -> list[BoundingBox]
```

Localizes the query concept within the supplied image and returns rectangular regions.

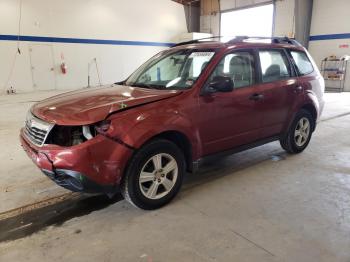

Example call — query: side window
[290,51,314,75]
[208,51,256,88]
[259,50,291,83]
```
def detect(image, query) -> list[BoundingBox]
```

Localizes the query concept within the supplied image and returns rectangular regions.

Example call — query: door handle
[249,93,264,101]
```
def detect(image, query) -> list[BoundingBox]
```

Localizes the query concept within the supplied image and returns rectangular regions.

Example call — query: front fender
[107,109,202,160]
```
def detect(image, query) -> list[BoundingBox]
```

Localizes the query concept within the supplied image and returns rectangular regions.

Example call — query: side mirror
[207,76,234,93]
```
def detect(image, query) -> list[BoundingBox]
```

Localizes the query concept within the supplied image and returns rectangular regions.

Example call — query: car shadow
[0,144,287,243]
[0,194,123,243]
[182,144,287,192]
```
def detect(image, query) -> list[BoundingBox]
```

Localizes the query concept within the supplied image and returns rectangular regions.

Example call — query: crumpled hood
[32,84,180,125]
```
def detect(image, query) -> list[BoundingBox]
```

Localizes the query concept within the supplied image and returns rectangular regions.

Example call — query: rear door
[198,49,265,155]
[256,49,301,138]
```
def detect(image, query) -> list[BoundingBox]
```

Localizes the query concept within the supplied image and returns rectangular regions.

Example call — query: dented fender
[106,107,202,160]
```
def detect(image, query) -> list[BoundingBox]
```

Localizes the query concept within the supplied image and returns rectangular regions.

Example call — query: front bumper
[41,169,117,193]
[20,129,133,194]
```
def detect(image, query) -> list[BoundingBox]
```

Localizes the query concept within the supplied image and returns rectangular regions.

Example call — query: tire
[121,139,185,210]
[280,109,314,154]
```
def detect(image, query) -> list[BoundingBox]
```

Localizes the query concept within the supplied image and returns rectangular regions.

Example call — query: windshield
[125,49,216,90]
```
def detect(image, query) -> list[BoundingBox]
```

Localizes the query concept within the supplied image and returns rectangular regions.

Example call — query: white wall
[0,0,187,93]
[309,0,350,91]
[200,15,220,36]
[274,0,295,37]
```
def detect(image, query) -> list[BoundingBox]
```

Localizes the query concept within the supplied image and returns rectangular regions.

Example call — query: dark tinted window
[208,51,256,88]
[290,51,314,75]
[259,50,291,83]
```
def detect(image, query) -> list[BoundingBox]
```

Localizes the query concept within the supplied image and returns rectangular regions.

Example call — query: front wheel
[121,139,185,210]
[280,109,314,154]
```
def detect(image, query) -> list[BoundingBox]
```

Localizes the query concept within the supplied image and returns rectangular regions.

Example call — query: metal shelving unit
[320,58,348,92]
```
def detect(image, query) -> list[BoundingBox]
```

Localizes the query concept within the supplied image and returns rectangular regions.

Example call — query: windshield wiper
[131,83,165,90]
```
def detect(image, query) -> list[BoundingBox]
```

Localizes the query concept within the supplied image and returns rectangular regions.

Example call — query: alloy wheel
[294,117,311,147]
[138,153,178,200]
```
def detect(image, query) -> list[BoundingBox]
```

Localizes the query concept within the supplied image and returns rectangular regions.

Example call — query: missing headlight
[46,125,97,147]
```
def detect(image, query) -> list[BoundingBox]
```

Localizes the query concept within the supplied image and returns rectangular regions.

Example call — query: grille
[24,113,54,147]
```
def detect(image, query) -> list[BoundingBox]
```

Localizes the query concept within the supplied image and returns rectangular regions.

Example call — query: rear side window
[290,51,314,75]
[259,50,291,83]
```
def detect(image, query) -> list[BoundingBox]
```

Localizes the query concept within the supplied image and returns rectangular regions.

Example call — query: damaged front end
[21,113,133,194]
[20,84,181,194]
[45,120,110,147]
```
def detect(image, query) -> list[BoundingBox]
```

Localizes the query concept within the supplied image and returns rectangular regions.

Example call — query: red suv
[20,37,325,209]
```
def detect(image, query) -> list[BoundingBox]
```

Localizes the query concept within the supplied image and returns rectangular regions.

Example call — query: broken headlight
[46,125,93,146]
[94,120,111,134]
[46,120,111,146]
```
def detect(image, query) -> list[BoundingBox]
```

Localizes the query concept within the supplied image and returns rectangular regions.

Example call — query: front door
[198,50,264,156]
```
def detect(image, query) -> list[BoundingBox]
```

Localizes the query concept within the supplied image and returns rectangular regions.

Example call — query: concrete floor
[0,90,350,261]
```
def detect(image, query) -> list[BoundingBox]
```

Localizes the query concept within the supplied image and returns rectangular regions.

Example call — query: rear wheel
[280,109,314,154]
[121,139,185,210]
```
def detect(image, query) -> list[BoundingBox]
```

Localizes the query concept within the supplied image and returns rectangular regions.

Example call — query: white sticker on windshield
[189,52,215,58]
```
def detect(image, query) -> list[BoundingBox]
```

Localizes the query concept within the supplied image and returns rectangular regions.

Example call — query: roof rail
[173,36,223,47]
[172,36,302,47]
[228,36,302,46]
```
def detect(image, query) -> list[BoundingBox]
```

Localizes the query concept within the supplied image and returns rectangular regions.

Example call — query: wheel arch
[144,130,194,172]
[283,100,319,136]
[301,103,317,128]
[120,129,195,189]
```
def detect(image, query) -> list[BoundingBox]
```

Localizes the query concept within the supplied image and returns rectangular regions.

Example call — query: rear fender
[282,90,319,135]
[304,90,320,120]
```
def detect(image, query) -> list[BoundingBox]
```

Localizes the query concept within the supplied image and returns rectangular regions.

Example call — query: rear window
[290,51,314,76]
[259,50,291,83]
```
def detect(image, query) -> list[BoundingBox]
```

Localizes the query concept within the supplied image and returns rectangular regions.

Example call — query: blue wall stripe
[0,34,175,47]
[310,33,350,41]
[2,33,348,45]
